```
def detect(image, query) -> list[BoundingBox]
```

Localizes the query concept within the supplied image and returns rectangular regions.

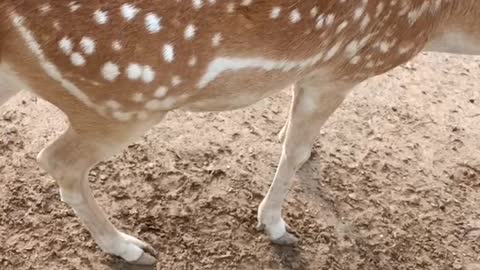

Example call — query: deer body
[0,0,478,265]
[1,0,444,115]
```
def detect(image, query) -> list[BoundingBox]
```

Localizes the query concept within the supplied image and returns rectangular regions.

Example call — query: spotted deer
[0,0,478,266]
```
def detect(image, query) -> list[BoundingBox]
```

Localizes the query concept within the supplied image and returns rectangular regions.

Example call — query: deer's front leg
[258,79,355,245]
[37,126,157,265]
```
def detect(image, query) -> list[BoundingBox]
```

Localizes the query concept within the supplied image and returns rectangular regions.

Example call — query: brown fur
[0,0,458,118]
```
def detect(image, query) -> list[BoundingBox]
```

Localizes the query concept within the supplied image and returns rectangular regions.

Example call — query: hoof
[129,251,157,266]
[256,222,266,231]
[116,232,158,265]
[271,231,299,246]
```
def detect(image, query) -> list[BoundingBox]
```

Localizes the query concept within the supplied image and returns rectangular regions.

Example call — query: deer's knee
[283,144,312,169]
[36,129,102,199]
[37,145,86,203]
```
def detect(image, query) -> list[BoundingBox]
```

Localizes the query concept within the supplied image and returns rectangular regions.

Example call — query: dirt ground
[1,52,480,270]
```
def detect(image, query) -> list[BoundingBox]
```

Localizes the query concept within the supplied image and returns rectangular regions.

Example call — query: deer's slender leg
[0,85,18,105]
[277,86,295,143]
[258,78,356,245]
[37,119,164,265]
[0,64,22,106]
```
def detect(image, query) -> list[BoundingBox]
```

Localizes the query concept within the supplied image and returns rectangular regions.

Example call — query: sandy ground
[1,52,480,270]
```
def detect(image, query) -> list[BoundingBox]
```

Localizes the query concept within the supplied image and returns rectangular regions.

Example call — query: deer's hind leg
[258,77,356,244]
[0,63,23,106]
[277,85,295,143]
[37,114,165,265]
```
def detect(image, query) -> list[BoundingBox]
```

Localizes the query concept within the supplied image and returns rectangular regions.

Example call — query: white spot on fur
[112,111,133,121]
[171,76,182,86]
[193,0,203,10]
[379,41,390,53]
[112,40,122,51]
[163,44,175,63]
[289,9,301,24]
[270,7,281,19]
[132,93,145,102]
[360,14,370,30]
[39,4,51,14]
[145,97,176,111]
[69,2,81,12]
[154,86,168,98]
[94,10,108,25]
[336,21,348,34]
[11,14,106,118]
[324,41,342,61]
[188,56,197,66]
[70,53,86,66]
[345,40,359,57]
[226,2,235,13]
[431,0,442,12]
[325,14,335,25]
[145,13,162,33]
[353,7,364,20]
[142,66,155,83]
[105,100,121,110]
[184,24,197,40]
[315,14,325,29]
[126,63,142,80]
[121,3,140,21]
[399,43,415,54]
[310,7,318,18]
[376,2,385,17]
[102,62,121,81]
[350,56,361,64]
[59,37,73,55]
[53,21,61,31]
[80,37,95,55]
[212,33,222,47]
[407,2,429,25]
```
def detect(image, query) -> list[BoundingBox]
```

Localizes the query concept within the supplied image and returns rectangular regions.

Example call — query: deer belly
[184,68,299,112]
